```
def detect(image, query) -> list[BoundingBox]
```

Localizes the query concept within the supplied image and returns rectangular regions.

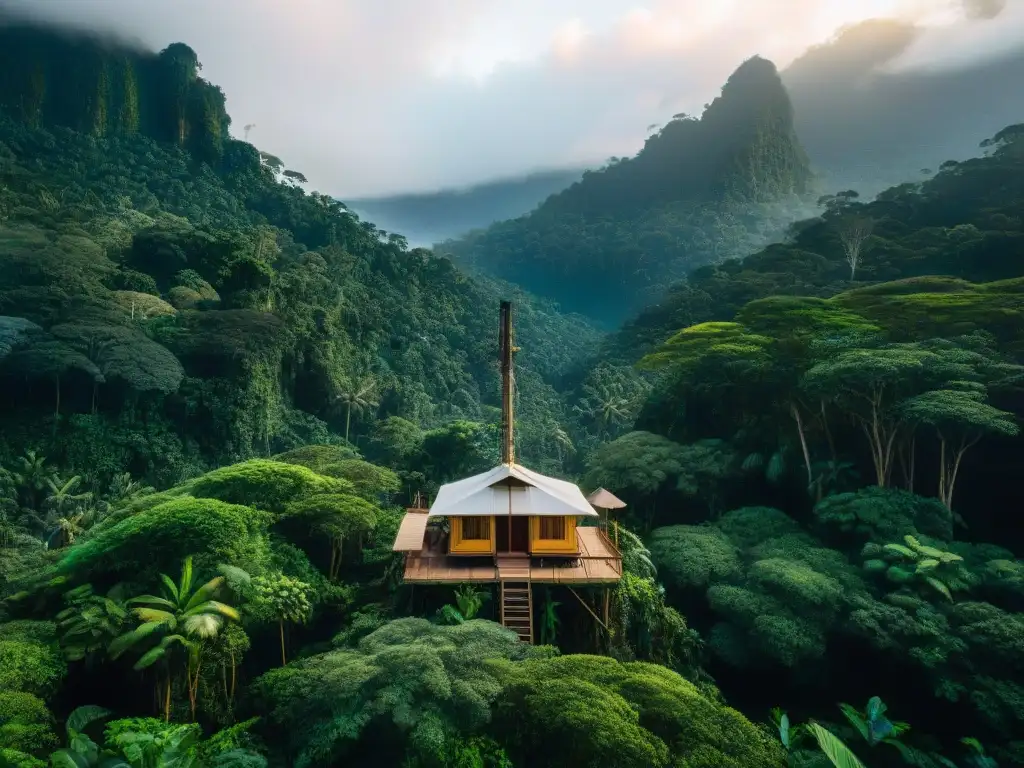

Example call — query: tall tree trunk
[164,676,172,722]
[938,433,979,510]
[187,649,203,721]
[279,619,287,666]
[790,401,813,487]
[861,390,897,487]
[345,403,352,442]
[897,434,916,492]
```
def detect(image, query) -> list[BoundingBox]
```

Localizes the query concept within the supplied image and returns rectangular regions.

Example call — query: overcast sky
[3,0,1022,197]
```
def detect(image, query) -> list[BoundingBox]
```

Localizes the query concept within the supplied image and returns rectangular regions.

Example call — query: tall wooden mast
[499,300,515,465]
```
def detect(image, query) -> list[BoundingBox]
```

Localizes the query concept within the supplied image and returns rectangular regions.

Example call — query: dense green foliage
[594,124,1024,765]
[0,22,228,165]
[0,48,600,493]
[603,122,1024,363]
[0,17,1022,768]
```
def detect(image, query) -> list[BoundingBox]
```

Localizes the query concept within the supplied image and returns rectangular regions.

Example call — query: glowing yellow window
[539,517,565,540]
[462,516,491,540]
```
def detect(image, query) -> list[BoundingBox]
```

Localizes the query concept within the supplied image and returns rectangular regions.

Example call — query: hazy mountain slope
[0,15,230,165]
[342,18,1021,251]
[783,18,1024,193]
[348,167,586,247]
[438,57,814,326]
[598,121,1024,365]
[0,19,602,483]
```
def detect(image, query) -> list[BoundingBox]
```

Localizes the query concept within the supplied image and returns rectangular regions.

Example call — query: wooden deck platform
[401,526,622,584]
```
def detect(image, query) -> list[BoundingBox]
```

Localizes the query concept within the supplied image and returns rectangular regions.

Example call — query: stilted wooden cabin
[392,301,622,643]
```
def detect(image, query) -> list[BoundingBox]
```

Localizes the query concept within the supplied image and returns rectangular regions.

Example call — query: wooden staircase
[497,555,533,643]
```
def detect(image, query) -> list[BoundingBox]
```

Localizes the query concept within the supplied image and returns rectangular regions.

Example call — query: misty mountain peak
[703,55,792,125]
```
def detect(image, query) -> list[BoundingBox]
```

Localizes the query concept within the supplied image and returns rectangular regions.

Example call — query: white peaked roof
[428,463,599,518]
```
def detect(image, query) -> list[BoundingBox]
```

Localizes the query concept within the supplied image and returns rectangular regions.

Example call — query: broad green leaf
[134,608,175,624]
[866,696,887,720]
[160,573,180,603]
[109,621,167,658]
[808,723,867,768]
[184,600,240,621]
[883,543,916,559]
[917,545,954,560]
[50,749,88,768]
[134,645,168,670]
[184,576,226,611]
[70,736,98,766]
[924,576,953,601]
[179,556,194,601]
[128,595,177,610]
[838,704,869,741]
[103,599,127,618]
[66,705,111,734]
[904,535,924,551]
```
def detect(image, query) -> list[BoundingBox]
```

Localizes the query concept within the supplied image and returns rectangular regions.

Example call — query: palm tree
[53,511,86,547]
[109,557,241,722]
[573,380,633,437]
[107,472,155,504]
[46,475,89,513]
[334,375,379,442]
[552,425,575,465]
[13,449,54,509]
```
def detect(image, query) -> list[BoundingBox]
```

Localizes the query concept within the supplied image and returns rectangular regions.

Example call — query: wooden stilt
[566,586,609,633]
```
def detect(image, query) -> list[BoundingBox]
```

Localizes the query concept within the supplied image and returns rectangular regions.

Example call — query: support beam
[566,586,609,633]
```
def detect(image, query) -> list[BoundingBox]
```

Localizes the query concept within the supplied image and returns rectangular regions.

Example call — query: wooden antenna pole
[499,301,514,465]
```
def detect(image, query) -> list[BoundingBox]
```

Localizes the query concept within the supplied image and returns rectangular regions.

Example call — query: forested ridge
[439,56,815,325]
[0,19,231,166]
[0,17,1023,768]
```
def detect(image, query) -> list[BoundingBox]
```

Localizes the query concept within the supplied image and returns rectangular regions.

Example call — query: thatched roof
[586,487,627,510]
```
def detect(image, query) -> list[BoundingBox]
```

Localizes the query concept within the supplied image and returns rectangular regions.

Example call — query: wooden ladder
[497,555,533,643]
[500,580,533,643]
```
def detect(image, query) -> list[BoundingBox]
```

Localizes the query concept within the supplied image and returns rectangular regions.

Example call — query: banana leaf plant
[49,706,130,768]
[839,696,910,750]
[961,738,998,768]
[771,708,866,768]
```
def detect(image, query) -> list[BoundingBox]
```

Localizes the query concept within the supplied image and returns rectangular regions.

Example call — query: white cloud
[0,0,1020,197]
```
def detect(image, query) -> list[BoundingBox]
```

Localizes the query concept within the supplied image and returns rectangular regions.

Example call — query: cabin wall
[449,515,496,555]
[529,515,578,554]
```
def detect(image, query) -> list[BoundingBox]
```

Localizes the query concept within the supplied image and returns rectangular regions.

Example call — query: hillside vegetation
[0,16,1022,768]
[359,20,1023,250]
[0,63,599,488]
[439,57,815,324]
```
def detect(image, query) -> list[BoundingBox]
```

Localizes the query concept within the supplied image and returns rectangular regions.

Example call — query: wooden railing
[595,526,624,576]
